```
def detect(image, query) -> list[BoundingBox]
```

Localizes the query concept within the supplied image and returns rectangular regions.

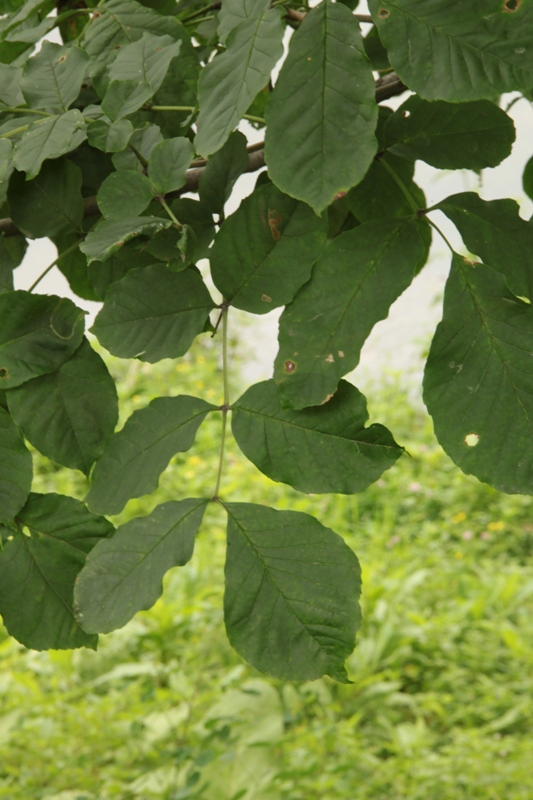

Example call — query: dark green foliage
[0,0,532,683]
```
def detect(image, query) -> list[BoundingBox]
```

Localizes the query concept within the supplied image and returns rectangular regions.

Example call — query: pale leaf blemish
[321,392,335,405]
[456,364,463,373]
[465,433,480,447]
[261,293,272,303]
[325,353,334,363]
[338,350,344,358]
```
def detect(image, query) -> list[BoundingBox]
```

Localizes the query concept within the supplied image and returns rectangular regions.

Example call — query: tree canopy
[0,0,532,682]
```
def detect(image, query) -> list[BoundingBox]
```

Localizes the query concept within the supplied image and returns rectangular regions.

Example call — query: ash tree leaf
[148,136,194,195]
[210,182,328,314]
[232,379,403,494]
[86,395,216,515]
[80,216,172,263]
[423,254,533,495]
[0,292,85,389]
[102,79,154,121]
[523,155,533,202]
[75,498,207,633]
[437,192,533,300]
[223,503,362,682]
[0,492,113,650]
[265,0,378,214]
[20,41,89,112]
[12,109,86,180]
[86,117,133,153]
[8,158,83,238]
[6,338,118,475]
[97,170,155,220]
[198,130,249,216]
[275,218,427,409]
[0,63,24,106]
[385,96,515,170]
[194,0,284,157]
[369,0,533,101]
[91,264,215,362]
[0,406,32,526]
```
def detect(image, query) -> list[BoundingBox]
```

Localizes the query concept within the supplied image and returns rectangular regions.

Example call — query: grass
[1,332,532,799]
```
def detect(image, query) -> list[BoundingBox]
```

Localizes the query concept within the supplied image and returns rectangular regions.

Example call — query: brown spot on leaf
[268,209,282,240]
[333,191,347,202]
[92,10,102,17]
[0,367,8,379]
[58,55,67,64]
[321,393,335,405]
[463,257,477,266]
[378,7,390,18]
[284,360,296,373]
[261,293,272,303]
[503,0,519,10]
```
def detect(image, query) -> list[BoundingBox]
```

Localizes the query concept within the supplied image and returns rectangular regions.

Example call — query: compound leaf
[75,498,207,633]
[195,0,283,157]
[370,0,533,101]
[91,264,214,362]
[0,492,113,650]
[232,379,403,494]
[385,96,515,170]
[265,0,378,214]
[437,192,533,300]
[0,405,32,526]
[210,182,327,314]
[0,291,85,389]
[274,218,427,409]
[424,254,533,494]
[86,394,215,514]
[223,502,361,682]
[7,338,118,475]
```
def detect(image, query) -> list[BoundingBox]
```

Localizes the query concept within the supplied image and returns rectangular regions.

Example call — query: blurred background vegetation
[1,325,533,800]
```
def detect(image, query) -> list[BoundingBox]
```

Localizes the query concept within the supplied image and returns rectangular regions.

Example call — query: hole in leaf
[465,433,480,447]
[0,367,8,379]
[503,0,520,10]
[378,8,391,18]
[402,110,411,118]
[284,360,296,373]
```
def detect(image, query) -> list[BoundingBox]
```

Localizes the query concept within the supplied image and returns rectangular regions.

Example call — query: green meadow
[1,332,532,800]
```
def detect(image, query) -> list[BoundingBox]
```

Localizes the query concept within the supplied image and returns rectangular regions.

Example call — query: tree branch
[0,76,407,239]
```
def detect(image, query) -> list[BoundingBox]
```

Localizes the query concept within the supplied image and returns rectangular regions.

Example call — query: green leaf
[347,152,423,222]
[274,218,427,409]
[12,109,86,180]
[102,78,154,121]
[0,292,85,389]
[97,170,155,220]
[8,157,83,238]
[147,198,215,264]
[108,31,180,89]
[75,498,206,633]
[524,155,533,202]
[223,502,361,682]
[148,136,194,195]
[91,263,214,362]
[194,0,283,157]
[0,63,23,106]
[363,23,390,71]
[385,96,515,170]
[0,492,113,650]
[86,117,133,153]
[82,0,186,79]
[7,338,118,475]
[424,254,533,494]
[210,182,327,314]
[232,379,403,494]
[198,130,249,216]
[0,234,26,293]
[87,395,215,514]
[370,0,533,101]
[111,122,162,172]
[265,0,378,214]
[0,405,32,526]
[52,233,99,301]
[20,42,89,112]
[437,192,533,300]
[217,0,261,45]
[88,238,161,299]
[79,216,172,263]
